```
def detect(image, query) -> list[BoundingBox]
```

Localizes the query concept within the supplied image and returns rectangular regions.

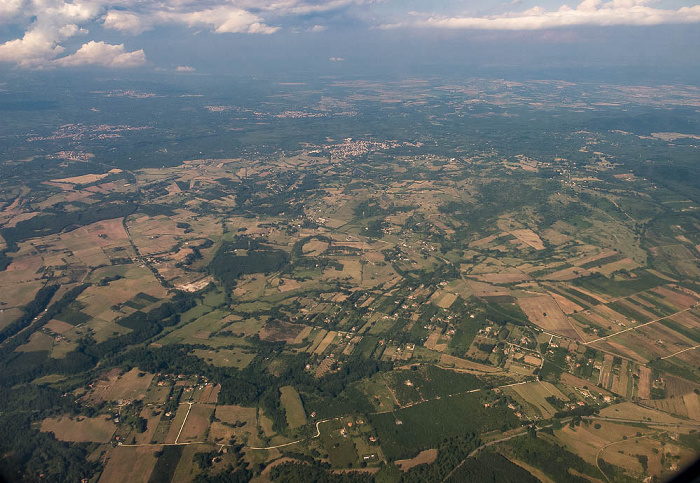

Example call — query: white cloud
[329,56,344,61]
[100,1,369,35]
[55,41,146,67]
[0,0,25,22]
[258,0,371,15]
[0,0,100,67]
[10,0,694,70]
[0,29,65,67]
[103,10,152,35]
[165,7,279,34]
[382,0,700,30]
[0,0,317,68]
[100,0,375,35]
[176,65,195,72]
[0,0,379,69]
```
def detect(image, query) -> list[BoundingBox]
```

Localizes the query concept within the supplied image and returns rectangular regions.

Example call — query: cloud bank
[382,0,700,31]
[0,0,145,68]
[54,41,146,68]
[0,0,367,68]
[0,0,698,68]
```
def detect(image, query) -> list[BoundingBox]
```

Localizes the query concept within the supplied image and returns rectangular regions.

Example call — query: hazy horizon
[1,1,699,80]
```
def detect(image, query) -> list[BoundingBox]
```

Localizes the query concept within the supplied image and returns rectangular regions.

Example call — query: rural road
[249,378,533,450]
[586,304,698,345]
[595,431,663,483]
[121,378,535,451]
[174,402,194,445]
[443,424,549,482]
[586,415,700,428]
[443,412,693,483]
[248,417,341,450]
[370,379,531,415]
[661,344,700,360]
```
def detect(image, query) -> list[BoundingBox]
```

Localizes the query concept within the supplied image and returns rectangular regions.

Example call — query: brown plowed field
[518,294,581,340]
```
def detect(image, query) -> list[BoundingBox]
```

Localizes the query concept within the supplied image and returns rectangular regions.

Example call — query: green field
[320,418,359,468]
[191,347,256,368]
[369,391,520,460]
[279,385,307,429]
[147,445,183,483]
[573,270,665,298]
[4,71,700,483]
[159,308,232,344]
[385,365,484,406]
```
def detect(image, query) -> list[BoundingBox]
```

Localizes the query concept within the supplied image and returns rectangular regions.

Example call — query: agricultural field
[177,404,214,443]
[98,446,161,483]
[504,381,568,419]
[369,391,520,460]
[191,347,255,368]
[279,386,306,429]
[209,405,261,446]
[1,74,700,483]
[549,418,700,482]
[41,415,117,443]
[517,294,581,341]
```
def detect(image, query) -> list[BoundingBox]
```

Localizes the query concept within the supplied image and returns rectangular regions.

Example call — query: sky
[0,0,699,76]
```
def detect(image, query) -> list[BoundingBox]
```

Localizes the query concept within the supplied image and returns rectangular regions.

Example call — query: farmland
[279,386,306,429]
[1,73,700,483]
[369,391,520,460]
[41,415,116,443]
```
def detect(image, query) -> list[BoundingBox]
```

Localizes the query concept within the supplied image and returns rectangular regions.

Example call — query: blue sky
[0,0,699,74]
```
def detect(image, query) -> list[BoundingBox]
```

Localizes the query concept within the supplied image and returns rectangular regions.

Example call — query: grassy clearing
[369,391,519,460]
[203,288,226,307]
[191,347,255,368]
[143,385,171,405]
[573,270,665,298]
[109,368,154,401]
[31,374,66,385]
[171,444,205,483]
[313,330,338,354]
[210,405,259,446]
[508,381,567,419]
[396,448,438,471]
[15,331,54,352]
[386,365,484,406]
[134,407,163,445]
[148,445,183,483]
[54,306,92,325]
[320,418,359,468]
[178,404,213,443]
[41,415,116,443]
[164,404,191,444]
[361,375,398,412]
[0,307,23,331]
[99,446,160,483]
[221,317,265,337]
[355,335,379,358]
[50,339,78,358]
[78,265,167,319]
[280,386,307,429]
[306,329,328,353]
[160,308,231,344]
[518,294,580,340]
